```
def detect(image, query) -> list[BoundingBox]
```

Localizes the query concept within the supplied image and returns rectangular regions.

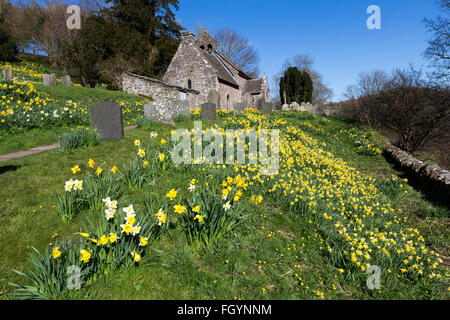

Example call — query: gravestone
[207,89,220,108]
[171,100,190,118]
[43,74,57,86]
[261,102,273,115]
[282,104,289,110]
[61,75,71,87]
[91,102,124,140]
[201,102,216,121]
[3,65,12,80]
[256,98,264,111]
[144,99,190,122]
[241,93,253,109]
[233,103,245,113]
[290,102,300,110]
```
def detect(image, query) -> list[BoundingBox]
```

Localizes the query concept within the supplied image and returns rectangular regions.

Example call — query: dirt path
[0,125,137,162]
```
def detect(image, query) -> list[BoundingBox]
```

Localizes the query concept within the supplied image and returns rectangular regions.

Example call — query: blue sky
[176,0,442,101]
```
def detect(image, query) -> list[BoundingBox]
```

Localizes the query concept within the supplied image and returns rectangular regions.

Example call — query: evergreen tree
[0,1,18,62]
[279,67,313,104]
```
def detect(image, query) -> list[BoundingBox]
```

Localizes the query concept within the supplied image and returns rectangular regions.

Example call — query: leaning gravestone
[201,102,216,121]
[43,74,57,86]
[207,89,220,108]
[91,102,124,140]
[61,75,71,87]
[261,102,273,115]
[241,93,253,109]
[3,65,12,80]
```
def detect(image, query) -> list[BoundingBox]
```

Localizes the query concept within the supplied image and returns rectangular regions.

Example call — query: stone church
[122,29,270,111]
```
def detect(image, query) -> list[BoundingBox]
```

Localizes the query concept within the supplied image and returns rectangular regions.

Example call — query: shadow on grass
[0,165,21,176]
[383,151,450,211]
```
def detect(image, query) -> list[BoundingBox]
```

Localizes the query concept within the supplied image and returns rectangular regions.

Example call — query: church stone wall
[163,37,218,107]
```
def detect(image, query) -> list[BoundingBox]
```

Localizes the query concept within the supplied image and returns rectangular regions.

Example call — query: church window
[187,79,192,89]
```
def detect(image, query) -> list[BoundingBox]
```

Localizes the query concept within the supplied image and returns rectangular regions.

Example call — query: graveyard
[0,58,448,300]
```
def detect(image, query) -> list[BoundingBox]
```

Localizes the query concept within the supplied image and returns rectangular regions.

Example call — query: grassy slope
[0,85,143,155]
[0,113,448,300]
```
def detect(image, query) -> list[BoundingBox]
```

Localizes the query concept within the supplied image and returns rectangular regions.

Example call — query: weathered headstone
[256,98,264,111]
[144,99,190,123]
[233,103,245,113]
[261,102,273,115]
[91,102,124,140]
[207,89,220,108]
[290,102,300,110]
[241,92,253,109]
[43,74,57,86]
[282,104,289,110]
[3,65,12,80]
[201,102,216,121]
[61,75,71,87]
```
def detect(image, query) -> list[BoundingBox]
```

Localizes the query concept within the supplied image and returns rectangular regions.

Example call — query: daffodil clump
[0,80,89,132]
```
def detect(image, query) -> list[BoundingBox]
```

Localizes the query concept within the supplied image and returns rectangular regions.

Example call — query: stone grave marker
[261,102,273,115]
[290,102,300,110]
[61,75,71,86]
[43,74,57,86]
[201,102,216,121]
[3,65,12,80]
[144,99,190,123]
[207,89,220,108]
[91,102,124,140]
[241,93,253,109]
[281,104,289,110]
[233,103,245,113]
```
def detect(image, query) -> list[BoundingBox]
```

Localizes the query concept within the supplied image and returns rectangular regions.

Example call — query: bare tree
[214,28,260,78]
[273,54,333,105]
[424,0,450,85]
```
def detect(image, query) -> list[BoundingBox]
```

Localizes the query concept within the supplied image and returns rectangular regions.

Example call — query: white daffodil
[223,201,231,211]
[123,204,135,217]
[105,208,116,221]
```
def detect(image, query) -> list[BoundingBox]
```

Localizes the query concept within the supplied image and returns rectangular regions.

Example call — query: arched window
[207,44,212,53]
[187,79,192,89]
[200,45,205,50]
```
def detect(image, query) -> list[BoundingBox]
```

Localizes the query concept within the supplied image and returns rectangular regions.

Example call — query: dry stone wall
[385,144,450,205]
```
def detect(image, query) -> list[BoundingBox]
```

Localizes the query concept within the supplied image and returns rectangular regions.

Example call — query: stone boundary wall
[385,144,450,204]
[122,72,199,106]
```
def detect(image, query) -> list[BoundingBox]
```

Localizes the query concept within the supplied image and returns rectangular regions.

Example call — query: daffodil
[174,204,186,214]
[52,247,62,259]
[194,214,204,223]
[80,249,92,263]
[166,188,177,200]
[71,165,80,174]
[131,251,141,262]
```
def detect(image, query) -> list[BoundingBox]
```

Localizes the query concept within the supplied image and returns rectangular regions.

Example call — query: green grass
[0,81,145,155]
[0,113,448,300]
[34,84,143,107]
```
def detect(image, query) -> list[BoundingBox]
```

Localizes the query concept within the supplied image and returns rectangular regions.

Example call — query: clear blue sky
[176,0,442,101]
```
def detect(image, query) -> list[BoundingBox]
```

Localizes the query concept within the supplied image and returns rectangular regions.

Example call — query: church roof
[244,78,263,94]
[199,49,240,87]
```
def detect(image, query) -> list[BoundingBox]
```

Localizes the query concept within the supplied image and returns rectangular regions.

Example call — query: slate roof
[244,78,263,94]
[199,50,239,87]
